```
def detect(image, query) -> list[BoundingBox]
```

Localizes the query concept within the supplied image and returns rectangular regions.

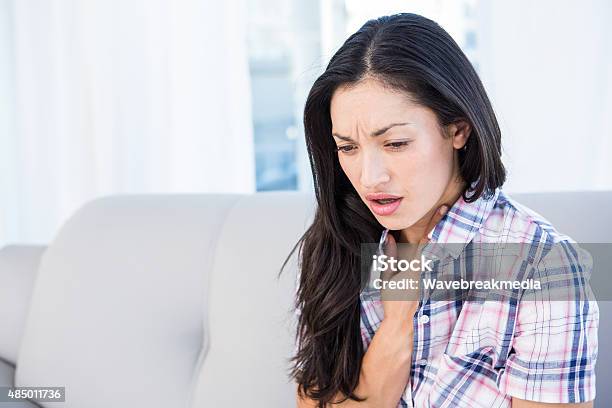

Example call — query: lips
[365,193,403,216]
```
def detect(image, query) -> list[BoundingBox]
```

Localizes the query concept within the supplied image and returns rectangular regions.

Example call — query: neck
[399,176,466,244]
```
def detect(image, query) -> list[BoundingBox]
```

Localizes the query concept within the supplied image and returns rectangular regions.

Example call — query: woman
[286,13,598,408]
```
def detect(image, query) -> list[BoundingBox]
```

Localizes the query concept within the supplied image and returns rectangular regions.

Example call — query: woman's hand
[380,205,449,324]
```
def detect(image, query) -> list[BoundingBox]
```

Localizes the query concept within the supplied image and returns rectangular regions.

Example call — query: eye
[385,140,411,150]
[335,144,358,155]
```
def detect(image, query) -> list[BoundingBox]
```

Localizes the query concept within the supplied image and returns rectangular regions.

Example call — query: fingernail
[378,228,389,254]
[440,205,449,215]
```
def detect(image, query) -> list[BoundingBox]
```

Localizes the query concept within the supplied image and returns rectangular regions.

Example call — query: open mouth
[374,198,401,205]
[367,195,404,216]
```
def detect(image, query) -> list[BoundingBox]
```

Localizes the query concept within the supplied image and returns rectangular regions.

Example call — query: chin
[375,213,418,231]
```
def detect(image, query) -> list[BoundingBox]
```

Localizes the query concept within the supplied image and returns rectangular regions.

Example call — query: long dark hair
[283,13,506,407]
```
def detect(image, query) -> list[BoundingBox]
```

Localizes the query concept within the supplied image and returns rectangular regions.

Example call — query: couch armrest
[0,246,45,364]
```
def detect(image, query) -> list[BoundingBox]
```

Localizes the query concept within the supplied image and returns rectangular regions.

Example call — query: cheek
[416,137,454,174]
[338,156,358,184]
[393,143,437,177]
[394,142,453,192]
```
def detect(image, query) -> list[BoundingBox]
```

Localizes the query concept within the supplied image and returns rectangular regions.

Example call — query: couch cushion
[189,191,314,407]
[16,194,241,408]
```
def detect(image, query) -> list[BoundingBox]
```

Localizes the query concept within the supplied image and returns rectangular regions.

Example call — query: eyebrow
[332,122,413,142]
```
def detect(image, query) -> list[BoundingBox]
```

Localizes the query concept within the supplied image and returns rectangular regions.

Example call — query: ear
[447,120,471,150]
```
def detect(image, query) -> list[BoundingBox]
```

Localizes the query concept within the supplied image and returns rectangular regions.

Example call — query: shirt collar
[426,184,500,260]
[380,182,500,261]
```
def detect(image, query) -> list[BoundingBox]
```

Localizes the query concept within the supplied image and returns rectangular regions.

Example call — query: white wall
[477,0,612,193]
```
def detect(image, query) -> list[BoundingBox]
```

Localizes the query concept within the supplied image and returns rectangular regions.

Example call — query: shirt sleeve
[496,242,599,403]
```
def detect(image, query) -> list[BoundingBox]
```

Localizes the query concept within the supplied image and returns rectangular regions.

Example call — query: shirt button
[418,314,430,324]
[417,359,428,366]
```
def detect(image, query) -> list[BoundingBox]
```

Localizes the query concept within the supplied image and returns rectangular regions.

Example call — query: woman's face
[330,77,469,232]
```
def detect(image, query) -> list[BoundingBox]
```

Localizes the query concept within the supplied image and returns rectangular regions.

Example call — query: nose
[360,150,390,190]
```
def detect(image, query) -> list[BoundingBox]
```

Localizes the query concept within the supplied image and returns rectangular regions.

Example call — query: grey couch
[0,191,610,407]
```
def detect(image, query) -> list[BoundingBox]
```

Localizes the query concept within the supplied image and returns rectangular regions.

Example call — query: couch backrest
[511,190,611,242]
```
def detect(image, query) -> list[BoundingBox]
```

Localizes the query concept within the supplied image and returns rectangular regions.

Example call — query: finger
[382,230,397,258]
[419,204,449,246]
[380,232,397,282]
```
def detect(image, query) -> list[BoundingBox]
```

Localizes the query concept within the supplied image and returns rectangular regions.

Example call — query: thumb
[382,230,397,259]
[380,231,397,283]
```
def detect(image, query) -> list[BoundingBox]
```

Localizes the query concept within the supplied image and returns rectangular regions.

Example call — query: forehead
[330,78,425,131]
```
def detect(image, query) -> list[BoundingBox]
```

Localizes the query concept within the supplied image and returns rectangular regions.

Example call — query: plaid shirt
[359,187,599,407]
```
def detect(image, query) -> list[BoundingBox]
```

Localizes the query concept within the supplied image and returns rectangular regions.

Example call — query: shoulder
[477,189,595,280]
[484,193,599,404]
[480,189,572,245]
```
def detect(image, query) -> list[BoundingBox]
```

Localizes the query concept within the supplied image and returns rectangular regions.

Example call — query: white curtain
[0,0,255,246]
